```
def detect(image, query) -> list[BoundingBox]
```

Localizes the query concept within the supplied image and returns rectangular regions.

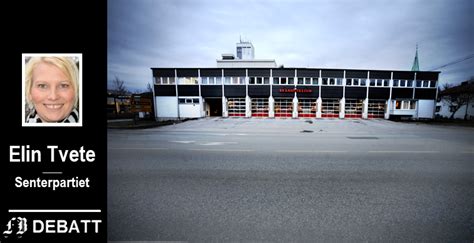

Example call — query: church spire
[411,44,420,71]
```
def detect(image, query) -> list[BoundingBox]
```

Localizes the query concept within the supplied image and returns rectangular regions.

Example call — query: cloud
[108,0,473,91]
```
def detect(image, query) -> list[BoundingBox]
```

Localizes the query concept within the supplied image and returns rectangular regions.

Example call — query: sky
[108,0,473,92]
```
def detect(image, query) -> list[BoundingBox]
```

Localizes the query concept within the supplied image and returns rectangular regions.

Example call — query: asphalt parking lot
[108,118,474,242]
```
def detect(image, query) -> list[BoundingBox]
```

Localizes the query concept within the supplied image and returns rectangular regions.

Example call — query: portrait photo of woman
[22,54,82,126]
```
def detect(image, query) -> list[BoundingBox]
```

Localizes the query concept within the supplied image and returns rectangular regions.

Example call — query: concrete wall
[156,96,178,119]
[179,103,202,118]
[417,100,435,119]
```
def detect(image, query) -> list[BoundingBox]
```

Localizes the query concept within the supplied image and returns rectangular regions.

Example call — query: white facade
[217,59,277,68]
[236,41,254,59]
[417,100,435,119]
[178,97,202,118]
[155,96,178,120]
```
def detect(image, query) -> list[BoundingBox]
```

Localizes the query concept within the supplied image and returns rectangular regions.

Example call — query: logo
[279,88,313,93]
[3,217,27,236]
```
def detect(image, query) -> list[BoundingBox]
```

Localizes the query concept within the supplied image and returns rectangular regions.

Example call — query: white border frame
[22,53,83,127]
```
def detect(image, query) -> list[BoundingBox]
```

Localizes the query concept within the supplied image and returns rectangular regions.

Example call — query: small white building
[436,80,474,120]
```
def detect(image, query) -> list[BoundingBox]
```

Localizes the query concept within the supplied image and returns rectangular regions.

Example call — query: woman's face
[30,62,75,122]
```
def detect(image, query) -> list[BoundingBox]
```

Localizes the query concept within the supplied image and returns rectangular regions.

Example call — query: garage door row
[227,98,386,118]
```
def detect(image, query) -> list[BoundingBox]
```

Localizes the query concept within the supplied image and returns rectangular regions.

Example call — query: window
[422,80,429,87]
[429,80,437,88]
[178,77,198,85]
[393,79,399,87]
[312,78,319,85]
[400,80,406,87]
[402,101,410,109]
[297,77,315,85]
[346,78,352,86]
[376,79,383,86]
[273,77,296,85]
[216,77,222,84]
[360,79,366,86]
[249,77,256,84]
[249,77,267,85]
[369,79,376,86]
[155,77,176,85]
[416,80,422,87]
[224,77,231,84]
[395,100,416,110]
[179,98,199,104]
[353,78,359,86]
[322,78,328,85]
[395,100,401,109]
[322,77,342,85]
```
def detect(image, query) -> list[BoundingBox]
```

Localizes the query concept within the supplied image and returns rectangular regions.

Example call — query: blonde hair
[25,56,79,109]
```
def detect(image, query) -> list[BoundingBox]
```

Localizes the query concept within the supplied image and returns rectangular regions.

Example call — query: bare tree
[112,76,129,95]
[440,80,474,119]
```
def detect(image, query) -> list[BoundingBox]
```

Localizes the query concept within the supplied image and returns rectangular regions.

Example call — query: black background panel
[321,70,344,78]
[345,87,367,99]
[369,71,391,79]
[200,69,222,77]
[154,85,176,96]
[224,69,246,77]
[201,85,222,97]
[248,68,271,77]
[414,88,437,99]
[152,68,175,77]
[393,71,415,80]
[368,87,390,99]
[392,88,414,99]
[321,86,343,98]
[272,69,295,77]
[297,69,320,77]
[249,85,270,97]
[346,70,368,78]
[178,85,199,96]
[177,68,199,77]
[224,85,246,97]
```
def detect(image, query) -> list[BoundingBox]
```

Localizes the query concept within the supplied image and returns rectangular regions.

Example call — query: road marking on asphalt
[108,147,169,150]
[199,142,238,146]
[277,150,348,153]
[368,151,440,153]
[170,140,195,144]
[188,148,254,152]
[461,151,474,154]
